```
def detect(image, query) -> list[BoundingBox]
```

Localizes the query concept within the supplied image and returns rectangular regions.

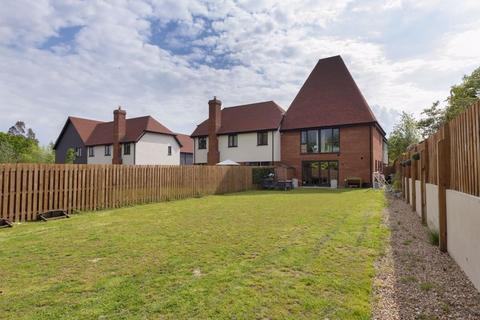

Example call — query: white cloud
[1,0,480,144]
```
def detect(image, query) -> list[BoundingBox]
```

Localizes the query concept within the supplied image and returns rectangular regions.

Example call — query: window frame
[228,134,238,148]
[104,145,111,156]
[257,131,268,146]
[300,127,340,154]
[75,147,82,157]
[198,136,207,150]
[88,147,94,157]
[167,145,172,156]
[123,143,131,155]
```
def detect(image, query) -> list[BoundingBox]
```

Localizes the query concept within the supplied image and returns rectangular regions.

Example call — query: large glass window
[228,134,238,147]
[301,128,340,153]
[198,137,207,149]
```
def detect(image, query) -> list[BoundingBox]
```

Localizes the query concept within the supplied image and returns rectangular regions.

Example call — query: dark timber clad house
[191,55,387,187]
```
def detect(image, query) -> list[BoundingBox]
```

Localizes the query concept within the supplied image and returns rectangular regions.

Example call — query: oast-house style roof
[281,55,381,131]
[191,101,285,137]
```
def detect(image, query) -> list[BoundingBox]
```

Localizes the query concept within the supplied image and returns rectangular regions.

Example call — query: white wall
[135,132,180,165]
[87,144,135,165]
[122,143,135,165]
[426,183,439,231]
[218,130,280,163]
[87,145,113,164]
[415,180,422,217]
[194,137,208,164]
[446,190,480,291]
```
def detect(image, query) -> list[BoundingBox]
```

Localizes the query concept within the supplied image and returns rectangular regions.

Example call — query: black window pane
[320,129,332,152]
[307,130,318,153]
[332,128,340,152]
[198,137,207,149]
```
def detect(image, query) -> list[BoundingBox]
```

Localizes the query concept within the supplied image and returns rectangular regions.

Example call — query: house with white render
[190,99,285,166]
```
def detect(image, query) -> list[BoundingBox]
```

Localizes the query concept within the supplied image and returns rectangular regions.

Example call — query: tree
[416,101,445,139]
[387,112,420,163]
[8,121,26,136]
[445,66,480,121]
[65,148,76,164]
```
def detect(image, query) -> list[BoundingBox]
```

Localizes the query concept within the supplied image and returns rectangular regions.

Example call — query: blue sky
[1,0,480,144]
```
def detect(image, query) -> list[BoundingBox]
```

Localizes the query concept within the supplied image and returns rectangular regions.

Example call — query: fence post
[437,124,450,252]
[411,148,417,212]
[405,155,410,205]
[420,141,428,225]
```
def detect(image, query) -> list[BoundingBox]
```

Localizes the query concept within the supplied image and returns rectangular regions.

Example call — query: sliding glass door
[302,161,339,187]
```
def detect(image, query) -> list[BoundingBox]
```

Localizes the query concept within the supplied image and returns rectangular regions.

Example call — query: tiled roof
[55,115,178,148]
[281,55,378,131]
[175,133,193,154]
[191,101,285,137]
[85,116,174,146]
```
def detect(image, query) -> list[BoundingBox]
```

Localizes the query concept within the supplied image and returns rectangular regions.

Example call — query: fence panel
[0,165,254,222]
[449,101,480,196]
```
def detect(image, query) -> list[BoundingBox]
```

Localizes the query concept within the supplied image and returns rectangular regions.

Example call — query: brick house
[54,108,193,165]
[192,55,387,187]
[280,56,387,187]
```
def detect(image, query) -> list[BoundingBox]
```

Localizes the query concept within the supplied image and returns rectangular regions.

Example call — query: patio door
[302,161,339,187]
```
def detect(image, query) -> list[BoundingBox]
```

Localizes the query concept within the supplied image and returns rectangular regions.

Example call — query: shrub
[428,229,439,246]
[252,167,274,184]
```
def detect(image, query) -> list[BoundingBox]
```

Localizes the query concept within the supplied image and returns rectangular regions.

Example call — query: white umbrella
[216,159,240,166]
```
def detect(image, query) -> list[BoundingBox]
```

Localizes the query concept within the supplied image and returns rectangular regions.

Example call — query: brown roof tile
[191,101,285,137]
[85,116,175,146]
[281,55,379,131]
[175,133,193,153]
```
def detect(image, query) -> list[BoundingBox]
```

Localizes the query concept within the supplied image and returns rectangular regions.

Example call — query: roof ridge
[222,100,277,110]
[69,116,104,123]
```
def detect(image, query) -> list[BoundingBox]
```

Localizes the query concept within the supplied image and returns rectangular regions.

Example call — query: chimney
[113,106,126,164]
[207,96,221,165]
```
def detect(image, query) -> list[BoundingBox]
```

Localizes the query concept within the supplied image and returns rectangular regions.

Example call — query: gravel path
[373,195,480,320]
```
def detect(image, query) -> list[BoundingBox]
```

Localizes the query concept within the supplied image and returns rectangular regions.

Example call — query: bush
[428,229,439,246]
[252,167,274,184]
[392,172,402,192]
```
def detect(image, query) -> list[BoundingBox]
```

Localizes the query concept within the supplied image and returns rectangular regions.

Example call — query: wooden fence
[0,164,254,222]
[398,100,480,251]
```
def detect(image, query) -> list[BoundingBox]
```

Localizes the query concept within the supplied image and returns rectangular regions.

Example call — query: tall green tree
[387,112,420,163]
[0,122,54,164]
[445,66,480,121]
[416,101,445,139]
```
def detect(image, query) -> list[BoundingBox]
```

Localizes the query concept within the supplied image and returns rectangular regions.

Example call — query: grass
[428,229,440,246]
[0,189,388,319]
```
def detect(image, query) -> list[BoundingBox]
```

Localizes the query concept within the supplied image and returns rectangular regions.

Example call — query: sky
[1,0,480,145]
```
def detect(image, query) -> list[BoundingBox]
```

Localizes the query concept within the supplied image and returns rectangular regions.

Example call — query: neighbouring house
[191,55,387,187]
[54,108,193,165]
[175,133,194,165]
[190,100,284,166]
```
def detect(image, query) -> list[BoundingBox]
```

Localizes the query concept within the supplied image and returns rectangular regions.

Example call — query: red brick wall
[371,126,385,173]
[280,125,373,186]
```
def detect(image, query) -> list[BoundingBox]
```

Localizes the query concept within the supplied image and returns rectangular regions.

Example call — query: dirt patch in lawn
[373,195,480,320]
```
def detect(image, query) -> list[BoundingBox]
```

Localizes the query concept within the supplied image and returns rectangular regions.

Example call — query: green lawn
[0,189,387,319]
